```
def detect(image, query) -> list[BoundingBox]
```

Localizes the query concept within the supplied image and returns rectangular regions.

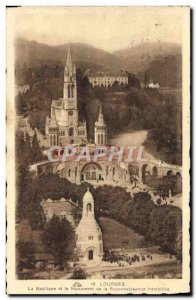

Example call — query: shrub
[71,267,87,279]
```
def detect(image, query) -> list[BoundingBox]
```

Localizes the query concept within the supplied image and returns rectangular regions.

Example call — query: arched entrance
[88,250,94,260]
[81,162,102,181]
[68,127,74,136]
[44,164,53,175]
[61,168,67,178]
[152,166,158,177]
[141,164,151,183]
[176,172,182,177]
[167,170,174,176]
[128,164,139,176]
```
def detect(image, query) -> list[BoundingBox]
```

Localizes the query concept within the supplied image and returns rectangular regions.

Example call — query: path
[108,130,155,161]
[85,256,176,277]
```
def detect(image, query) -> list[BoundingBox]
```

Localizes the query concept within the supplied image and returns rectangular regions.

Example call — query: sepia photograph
[6,6,190,294]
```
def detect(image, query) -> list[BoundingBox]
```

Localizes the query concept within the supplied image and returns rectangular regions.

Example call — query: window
[71,84,74,98]
[88,236,93,240]
[101,134,104,144]
[68,85,71,98]
[98,134,100,144]
[106,166,109,176]
[68,127,74,136]
[88,250,93,260]
[86,172,91,180]
[53,135,57,145]
[86,203,92,213]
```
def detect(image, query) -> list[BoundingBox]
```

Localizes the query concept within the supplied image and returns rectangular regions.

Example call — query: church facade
[76,189,103,265]
[45,46,87,146]
[45,45,107,147]
[45,47,107,146]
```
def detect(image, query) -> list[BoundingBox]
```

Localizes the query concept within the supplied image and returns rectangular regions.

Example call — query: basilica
[45,46,107,147]
[32,46,131,186]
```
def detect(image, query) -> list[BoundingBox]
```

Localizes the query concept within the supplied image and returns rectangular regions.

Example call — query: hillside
[15,38,121,74]
[114,41,181,73]
[15,39,182,88]
[114,42,182,87]
[143,54,182,88]
[99,217,144,249]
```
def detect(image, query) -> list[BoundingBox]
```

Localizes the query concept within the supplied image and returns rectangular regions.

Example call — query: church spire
[63,43,77,99]
[65,44,73,75]
[97,105,105,124]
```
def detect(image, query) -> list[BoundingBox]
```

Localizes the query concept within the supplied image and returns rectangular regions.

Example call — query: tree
[175,231,182,261]
[128,73,140,88]
[17,173,87,229]
[112,81,119,88]
[127,192,155,234]
[148,205,182,254]
[93,185,132,221]
[156,198,162,205]
[71,267,87,279]
[42,215,74,268]
[144,72,150,88]
[16,240,36,271]
[31,133,43,162]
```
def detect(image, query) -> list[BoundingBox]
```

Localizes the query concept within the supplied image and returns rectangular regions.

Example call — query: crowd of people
[103,250,153,267]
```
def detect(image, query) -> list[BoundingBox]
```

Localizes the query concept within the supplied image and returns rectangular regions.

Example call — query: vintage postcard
[7,6,190,294]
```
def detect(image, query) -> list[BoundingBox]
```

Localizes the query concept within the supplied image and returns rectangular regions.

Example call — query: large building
[88,71,128,88]
[45,46,87,146]
[76,188,103,265]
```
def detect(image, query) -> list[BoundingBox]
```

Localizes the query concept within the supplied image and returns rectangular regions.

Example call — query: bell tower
[82,187,95,218]
[63,45,78,128]
[46,44,87,146]
[94,105,107,145]
[63,45,77,101]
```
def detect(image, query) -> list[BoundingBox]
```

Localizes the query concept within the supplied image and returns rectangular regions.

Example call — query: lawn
[98,217,144,250]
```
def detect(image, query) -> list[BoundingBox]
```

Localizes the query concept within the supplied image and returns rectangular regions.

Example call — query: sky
[12,7,183,52]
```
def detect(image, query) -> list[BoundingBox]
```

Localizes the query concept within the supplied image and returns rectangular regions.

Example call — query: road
[108,129,155,161]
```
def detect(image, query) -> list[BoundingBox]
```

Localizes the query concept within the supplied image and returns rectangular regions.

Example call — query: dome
[76,188,102,241]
